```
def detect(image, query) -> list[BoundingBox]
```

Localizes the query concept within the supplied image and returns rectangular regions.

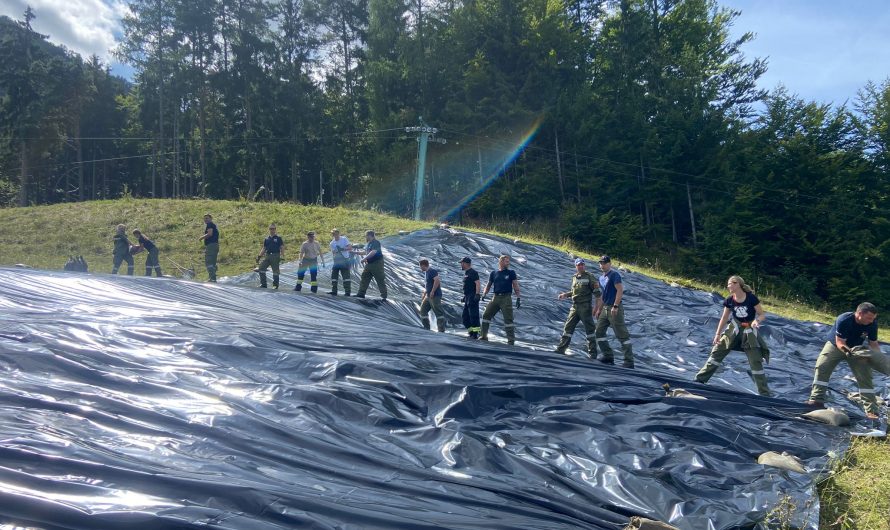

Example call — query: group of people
[109,215,886,418]
[110,224,162,277]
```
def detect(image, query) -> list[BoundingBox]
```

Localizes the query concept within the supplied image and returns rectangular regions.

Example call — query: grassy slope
[0,198,887,528]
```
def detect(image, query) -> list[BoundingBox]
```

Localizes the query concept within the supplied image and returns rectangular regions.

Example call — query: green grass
[0,198,428,277]
[818,438,890,529]
[1,198,889,527]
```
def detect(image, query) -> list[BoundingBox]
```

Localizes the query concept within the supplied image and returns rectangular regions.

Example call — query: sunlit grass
[818,438,890,529]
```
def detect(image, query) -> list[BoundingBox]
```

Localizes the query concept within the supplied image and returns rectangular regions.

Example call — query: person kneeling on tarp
[807,302,883,419]
[694,275,770,396]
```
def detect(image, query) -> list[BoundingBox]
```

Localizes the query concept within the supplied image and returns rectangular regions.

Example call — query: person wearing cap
[355,230,387,300]
[132,229,162,277]
[255,224,285,289]
[555,258,602,357]
[594,255,635,367]
[328,229,353,296]
[198,214,219,282]
[480,254,521,345]
[418,259,445,331]
[460,257,481,339]
[694,275,771,396]
[806,302,882,417]
[295,231,325,293]
[111,224,135,275]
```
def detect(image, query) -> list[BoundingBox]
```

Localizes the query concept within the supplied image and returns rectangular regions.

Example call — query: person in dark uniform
[418,259,445,331]
[328,229,352,296]
[694,275,770,396]
[807,302,882,418]
[255,224,285,289]
[198,214,219,282]
[555,258,602,357]
[480,255,521,345]
[132,229,162,277]
[111,224,134,275]
[594,255,634,367]
[355,230,387,300]
[459,257,481,339]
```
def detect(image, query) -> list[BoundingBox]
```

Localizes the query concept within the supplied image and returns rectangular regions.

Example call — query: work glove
[255,255,261,264]
[849,345,873,359]
[515,297,521,308]
[474,294,481,303]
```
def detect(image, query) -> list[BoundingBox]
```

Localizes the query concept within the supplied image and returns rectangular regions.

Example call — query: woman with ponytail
[694,275,771,396]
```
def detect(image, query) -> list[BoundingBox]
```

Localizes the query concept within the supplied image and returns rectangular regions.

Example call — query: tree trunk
[687,181,697,248]
[555,129,565,203]
[18,140,28,206]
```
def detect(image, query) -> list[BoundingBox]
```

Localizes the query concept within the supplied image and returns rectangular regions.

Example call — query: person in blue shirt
[807,302,882,417]
[480,255,521,345]
[418,258,445,332]
[355,230,387,300]
[594,255,634,367]
[198,214,219,282]
[254,224,285,289]
[132,229,162,277]
[694,275,771,396]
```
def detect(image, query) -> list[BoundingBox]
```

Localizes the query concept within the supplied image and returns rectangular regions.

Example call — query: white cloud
[0,0,126,63]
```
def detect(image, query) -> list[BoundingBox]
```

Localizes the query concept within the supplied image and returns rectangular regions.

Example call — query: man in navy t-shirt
[480,255,521,345]
[199,214,219,282]
[808,302,882,417]
[355,230,387,300]
[418,258,445,332]
[255,224,285,289]
[593,255,634,367]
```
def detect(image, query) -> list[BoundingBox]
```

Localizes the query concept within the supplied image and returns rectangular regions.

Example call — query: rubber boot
[272,275,279,289]
[329,280,338,295]
[480,321,490,341]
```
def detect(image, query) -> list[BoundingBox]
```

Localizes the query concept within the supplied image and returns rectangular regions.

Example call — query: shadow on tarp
[0,228,882,529]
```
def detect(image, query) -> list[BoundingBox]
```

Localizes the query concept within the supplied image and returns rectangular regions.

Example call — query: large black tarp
[0,228,884,529]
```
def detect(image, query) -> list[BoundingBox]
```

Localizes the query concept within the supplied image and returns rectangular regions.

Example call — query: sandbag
[803,408,850,426]
[624,516,681,530]
[662,383,707,400]
[758,451,806,474]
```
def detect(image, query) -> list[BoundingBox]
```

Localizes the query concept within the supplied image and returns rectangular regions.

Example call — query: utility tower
[406,118,446,220]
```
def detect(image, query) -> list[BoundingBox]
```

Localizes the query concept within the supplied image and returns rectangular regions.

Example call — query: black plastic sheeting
[0,228,884,529]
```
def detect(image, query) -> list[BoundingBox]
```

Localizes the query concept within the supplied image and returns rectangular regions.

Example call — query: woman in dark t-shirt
[694,275,771,396]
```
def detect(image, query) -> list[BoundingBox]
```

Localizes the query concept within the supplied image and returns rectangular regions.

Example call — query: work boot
[272,275,279,289]
[355,293,365,298]
[295,284,302,291]
[599,357,614,365]
[468,332,478,340]
[507,340,515,346]
[421,318,431,330]
[804,400,825,409]
[329,281,338,295]
[623,360,635,369]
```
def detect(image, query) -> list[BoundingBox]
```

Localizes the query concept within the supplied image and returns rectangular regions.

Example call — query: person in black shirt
[418,259,445,332]
[807,302,882,417]
[459,257,481,339]
[132,229,162,277]
[480,255,521,345]
[198,214,219,282]
[255,224,285,289]
[694,275,770,396]
[355,230,387,300]
[111,224,134,275]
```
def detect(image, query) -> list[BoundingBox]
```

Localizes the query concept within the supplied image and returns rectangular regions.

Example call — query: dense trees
[1,1,888,310]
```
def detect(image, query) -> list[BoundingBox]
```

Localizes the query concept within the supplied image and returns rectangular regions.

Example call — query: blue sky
[1,0,888,105]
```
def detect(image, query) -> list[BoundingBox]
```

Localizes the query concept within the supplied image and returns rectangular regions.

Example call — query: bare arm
[512,279,520,298]
[610,282,624,311]
[752,303,766,328]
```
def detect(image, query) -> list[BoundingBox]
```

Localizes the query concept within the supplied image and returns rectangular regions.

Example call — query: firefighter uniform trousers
[420,295,446,332]
[257,252,281,288]
[112,251,134,275]
[295,258,318,292]
[809,342,879,414]
[556,303,596,356]
[695,322,770,396]
[204,242,219,281]
[330,260,351,295]
[144,247,162,277]
[463,297,481,337]
[357,259,387,298]
[481,293,515,344]
[594,304,634,363]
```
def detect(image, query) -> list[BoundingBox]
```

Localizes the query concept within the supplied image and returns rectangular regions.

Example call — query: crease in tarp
[0,228,883,529]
